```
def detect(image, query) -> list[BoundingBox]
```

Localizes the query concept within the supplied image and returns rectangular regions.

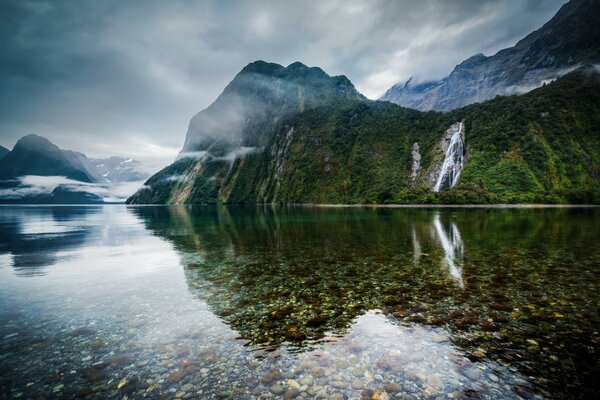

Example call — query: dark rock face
[381,0,600,111]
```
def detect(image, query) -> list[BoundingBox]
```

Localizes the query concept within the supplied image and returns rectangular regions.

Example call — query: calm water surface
[0,205,599,399]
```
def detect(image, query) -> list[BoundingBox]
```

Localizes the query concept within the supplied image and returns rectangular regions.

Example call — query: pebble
[270,384,285,395]
[284,387,301,399]
[299,376,313,386]
[287,379,301,389]
[351,379,364,389]
[384,383,401,393]
[331,380,346,389]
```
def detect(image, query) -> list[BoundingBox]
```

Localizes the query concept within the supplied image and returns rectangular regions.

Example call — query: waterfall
[433,122,465,192]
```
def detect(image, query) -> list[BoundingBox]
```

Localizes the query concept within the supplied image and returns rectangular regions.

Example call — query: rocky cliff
[381,0,600,111]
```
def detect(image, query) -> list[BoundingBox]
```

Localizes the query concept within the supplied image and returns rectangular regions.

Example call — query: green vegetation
[129,68,600,205]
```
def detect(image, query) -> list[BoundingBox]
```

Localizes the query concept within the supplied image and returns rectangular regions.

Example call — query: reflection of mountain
[0,207,97,276]
[132,206,481,349]
[132,206,600,398]
[132,206,461,348]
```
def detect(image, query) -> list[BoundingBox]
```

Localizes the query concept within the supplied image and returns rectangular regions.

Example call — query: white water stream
[433,122,465,192]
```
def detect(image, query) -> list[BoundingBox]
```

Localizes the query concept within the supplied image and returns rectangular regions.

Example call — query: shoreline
[0,203,599,208]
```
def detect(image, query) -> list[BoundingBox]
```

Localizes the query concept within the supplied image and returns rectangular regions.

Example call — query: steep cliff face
[381,0,600,111]
[128,61,365,204]
[130,66,600,204]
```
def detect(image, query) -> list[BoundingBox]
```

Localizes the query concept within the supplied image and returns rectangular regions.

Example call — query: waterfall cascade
[433,122,465,192]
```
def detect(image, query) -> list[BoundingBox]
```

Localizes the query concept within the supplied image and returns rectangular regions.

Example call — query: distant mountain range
[0,134,149,203]
[91,156,148,183]
[381,0,600,111]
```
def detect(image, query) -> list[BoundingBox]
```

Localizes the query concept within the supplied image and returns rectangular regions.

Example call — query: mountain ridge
[129,64,600,205]
[381,0,600,111]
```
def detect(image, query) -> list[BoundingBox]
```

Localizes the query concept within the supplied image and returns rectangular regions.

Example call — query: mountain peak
[14,134,60,153]
[382,0,600,110]
[239,60,286,76]
[287,61,309,70]
[238,60,331,82]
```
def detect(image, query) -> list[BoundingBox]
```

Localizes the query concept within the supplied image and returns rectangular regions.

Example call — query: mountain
[91,156,148,182]
[129,63,600,205]
[0,145,9,160]
[0,134,101,183]
[381,0,600,111]
[128,60,365,204]
[0,135,147,203]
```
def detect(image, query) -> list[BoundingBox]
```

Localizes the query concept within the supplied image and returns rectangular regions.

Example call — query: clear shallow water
[0,206,599,399]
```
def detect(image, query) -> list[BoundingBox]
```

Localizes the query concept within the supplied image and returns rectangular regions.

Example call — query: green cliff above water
[128,64,600,205]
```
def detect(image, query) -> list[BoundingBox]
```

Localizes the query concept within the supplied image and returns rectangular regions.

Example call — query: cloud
[0,175,145,202]
[0,0,567,162]
[214,146,259,163]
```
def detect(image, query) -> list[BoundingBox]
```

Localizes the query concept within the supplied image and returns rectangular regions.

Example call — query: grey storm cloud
[0,0,566,170]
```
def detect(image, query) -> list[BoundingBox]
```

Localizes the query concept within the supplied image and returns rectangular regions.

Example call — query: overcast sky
[0,0,566,170]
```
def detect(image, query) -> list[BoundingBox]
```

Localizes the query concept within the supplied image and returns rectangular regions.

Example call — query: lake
[0,205,599,399]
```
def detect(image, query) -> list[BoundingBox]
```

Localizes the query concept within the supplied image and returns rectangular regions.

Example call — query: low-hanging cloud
[0,175,146,203]
[0,0,566,165]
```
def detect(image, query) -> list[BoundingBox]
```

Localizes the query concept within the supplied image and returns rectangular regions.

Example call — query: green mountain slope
[129,66,600,205]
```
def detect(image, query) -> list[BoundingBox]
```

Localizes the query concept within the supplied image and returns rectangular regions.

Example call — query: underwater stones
[331,379,346,389]
[270,306,294,320]
[460,366,481,381]
[471,349,487,359]
[261,369,281,384]
[284,324,306,341]
[384,382,401,393]
[68,327,96,337]
[490,303,512,312]
[84,366,107,382]
[376,356,394,372]
[270,383,285,395]
[167,370,188,383]
[108,353,133,366]
[284,387,301,399]
[351,378,364,389]
[199,350,218,364]
[287,379,301,389]
[371,390,391,400]
[306,315,327,327]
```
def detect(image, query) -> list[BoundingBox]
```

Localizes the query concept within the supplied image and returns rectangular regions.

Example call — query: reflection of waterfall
[412,226,421,265]
[434,122,465,192]
[433,214,464,288]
